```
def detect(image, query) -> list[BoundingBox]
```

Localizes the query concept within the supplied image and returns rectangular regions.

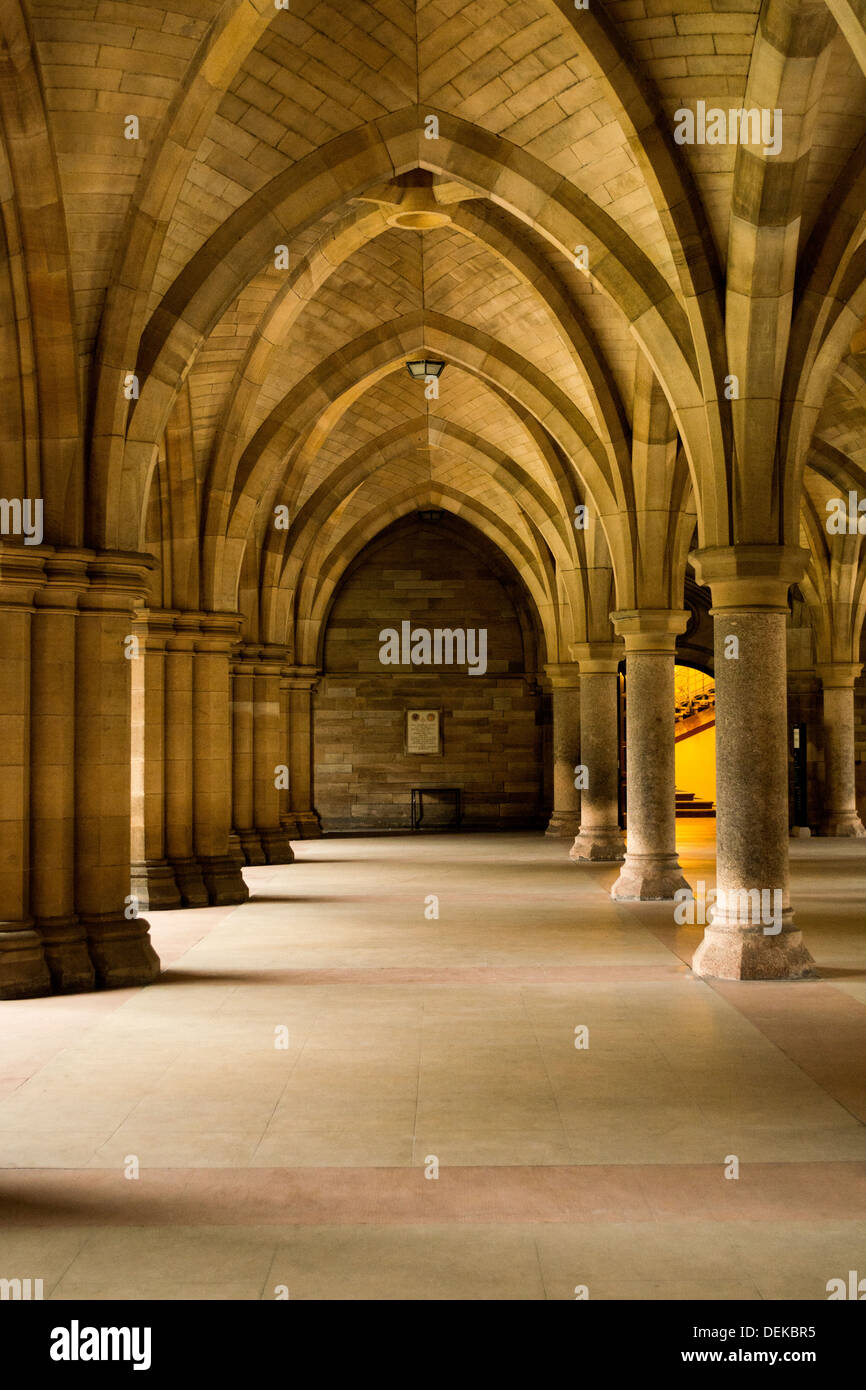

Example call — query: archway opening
[674,664,716,820]
[313,512,548,832]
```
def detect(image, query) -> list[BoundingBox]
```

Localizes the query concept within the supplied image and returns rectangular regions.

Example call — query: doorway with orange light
[673,665,716,823]
[616,663,717,830]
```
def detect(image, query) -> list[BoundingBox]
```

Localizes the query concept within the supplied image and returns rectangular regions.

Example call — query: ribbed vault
[2,0,866,666]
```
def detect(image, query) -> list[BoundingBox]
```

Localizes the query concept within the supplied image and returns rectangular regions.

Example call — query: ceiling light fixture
[406,359,445,380]
[352,169,476,230]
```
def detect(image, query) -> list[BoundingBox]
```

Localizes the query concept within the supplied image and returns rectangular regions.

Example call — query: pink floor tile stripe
[2,1160,865,1227]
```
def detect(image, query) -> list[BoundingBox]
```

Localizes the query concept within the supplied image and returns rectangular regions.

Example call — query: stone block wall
[314,524,546,831]
[855,675,866,818]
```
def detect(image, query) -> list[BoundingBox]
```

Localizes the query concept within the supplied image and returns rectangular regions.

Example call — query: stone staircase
[676,788,716,818]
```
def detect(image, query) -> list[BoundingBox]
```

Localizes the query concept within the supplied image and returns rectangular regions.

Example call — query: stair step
[675,786,716,817]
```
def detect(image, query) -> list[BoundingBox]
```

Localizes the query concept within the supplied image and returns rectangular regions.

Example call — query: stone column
[254,649,295,862]
[164,615,208,906]
[130,611,182,909]
[569,643,625,862]
[194,613,249,903]
[787,627,820,835]
[285,667,321,837]
[31,553,94,990]
[544,662,581,836]
[690,545,816,980]
[0,550,51,998]
[232,651,265,864]
[278,668,295,836]
[817,663,866,837]
[75,554,160,988]
[610,610,690,900]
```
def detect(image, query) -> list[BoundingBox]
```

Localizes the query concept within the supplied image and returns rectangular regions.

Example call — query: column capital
[817,662,863,690]
[569,641,623,673]
[282,664,320,691]
[35,551,91,611]
[166,610,201,650]
[236,642,290,677]
[0,546,47,607]
[543,661,580,690]
[132,608,181,646]
[86,550,155,594]
[78,551,156,616]
[610,608,689,653]
[195,611,244,654]
[233,643,262,671]
[690,544,808,611]
[258,643,291,667]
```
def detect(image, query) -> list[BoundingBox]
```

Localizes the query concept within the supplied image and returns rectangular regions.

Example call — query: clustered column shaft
[164,618,208,906]
[610,611,690,902]
[284,668,322,838]
[569,644,625,863]
[230,646,294,864]
[31,556,96,990]
[817,664,865,837]
[690,547,817,980]
[544,662,581,837]
[75,558,161,988]
[0,552,51,997]
[130,611,181,910]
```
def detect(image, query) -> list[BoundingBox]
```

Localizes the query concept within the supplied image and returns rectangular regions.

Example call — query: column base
[258,828,295,863]
[38,917,96,993]
[170,858,210,908]
[692,923,818,981]
[130,860,182,911]
[293,811,322,839]
[570,828,625,862]
[83,916,161,989]
[819,812,866,837]
[199,855,249,905]
[545,811,581,837]
[0,926,52,999]
[611,854,689,901]
[237,830,266,865]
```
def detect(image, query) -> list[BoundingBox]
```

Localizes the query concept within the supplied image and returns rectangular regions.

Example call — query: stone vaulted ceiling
[3,0,866,663]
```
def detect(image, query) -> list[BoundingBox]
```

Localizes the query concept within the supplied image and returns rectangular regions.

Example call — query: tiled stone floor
[1,828,865,1299]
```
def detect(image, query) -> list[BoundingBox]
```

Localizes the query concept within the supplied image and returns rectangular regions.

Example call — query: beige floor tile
[88,1128,265,1169]
[3,830,865,1299]
[264,1224,546,1300]
[411,1129,573,1165]
[251,1127,415,1166]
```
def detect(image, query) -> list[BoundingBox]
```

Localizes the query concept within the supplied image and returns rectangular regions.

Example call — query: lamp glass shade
[406,359,445,379]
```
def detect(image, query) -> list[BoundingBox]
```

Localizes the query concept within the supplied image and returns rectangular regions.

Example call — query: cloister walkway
[1,830,865,1300]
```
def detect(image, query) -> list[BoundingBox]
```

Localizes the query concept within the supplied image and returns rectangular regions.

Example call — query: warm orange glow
[674,664,716,806]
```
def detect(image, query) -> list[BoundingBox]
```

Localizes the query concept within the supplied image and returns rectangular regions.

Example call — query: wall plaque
[406,709,441,754]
